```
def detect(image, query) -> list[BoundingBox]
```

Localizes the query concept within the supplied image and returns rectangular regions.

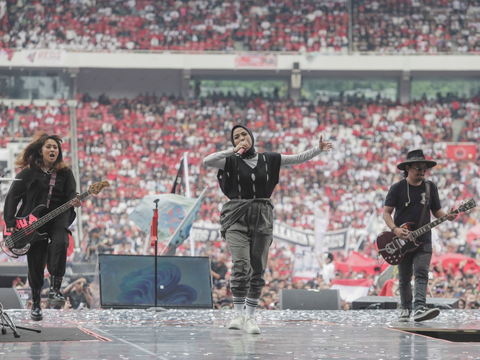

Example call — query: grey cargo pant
[221,199,274,299]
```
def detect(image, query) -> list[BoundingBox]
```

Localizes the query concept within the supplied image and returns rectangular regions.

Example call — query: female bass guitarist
[3,132,81,321]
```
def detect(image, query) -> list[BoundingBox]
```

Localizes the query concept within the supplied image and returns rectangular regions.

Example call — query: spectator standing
[320,253,336,285]
[211,253,228,287]
[83,228,103,262]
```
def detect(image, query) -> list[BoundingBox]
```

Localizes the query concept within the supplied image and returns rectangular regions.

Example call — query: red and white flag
[330,278,373,303]
[446,143,477,161]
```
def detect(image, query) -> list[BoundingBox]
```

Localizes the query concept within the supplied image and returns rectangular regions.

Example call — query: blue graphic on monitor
[116,262,197,305]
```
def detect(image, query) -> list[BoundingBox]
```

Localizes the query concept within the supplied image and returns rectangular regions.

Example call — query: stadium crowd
[352,0,480,54]
[1,0,479,54]
[1,0,348,53]
[1,89,479,309]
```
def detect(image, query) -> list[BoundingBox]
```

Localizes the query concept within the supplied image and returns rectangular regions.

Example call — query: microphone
[236,148,245,156]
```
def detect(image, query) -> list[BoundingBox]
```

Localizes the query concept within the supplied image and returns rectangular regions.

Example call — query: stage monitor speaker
[280,289,341,310]
[352,296,459,310]
[0,264,28,288]
[99,254,213,309]
[0,288,24,309]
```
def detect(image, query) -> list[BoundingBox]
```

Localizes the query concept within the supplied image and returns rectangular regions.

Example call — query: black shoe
[30,288,43,321]
[413,307,440,322]
[47,276,66,307]
[398,308,411,322]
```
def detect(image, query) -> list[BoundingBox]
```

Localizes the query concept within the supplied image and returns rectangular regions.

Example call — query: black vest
[217,152,282,200]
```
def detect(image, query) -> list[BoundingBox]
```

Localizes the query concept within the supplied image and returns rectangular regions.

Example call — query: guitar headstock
[88,181,110,195]
[457,199,476,214]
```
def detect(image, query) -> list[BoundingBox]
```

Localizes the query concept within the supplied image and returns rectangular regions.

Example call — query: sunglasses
[411,166,429,172]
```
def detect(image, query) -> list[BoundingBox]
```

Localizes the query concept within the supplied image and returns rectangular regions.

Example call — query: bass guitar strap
[417,179,430,230]
[46,171,57,209]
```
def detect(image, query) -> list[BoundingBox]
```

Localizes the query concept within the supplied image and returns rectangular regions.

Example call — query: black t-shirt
[385,179,441,252]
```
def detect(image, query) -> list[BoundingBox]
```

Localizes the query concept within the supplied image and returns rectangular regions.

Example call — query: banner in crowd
[314,203,329,255]
[190,221,350,249]
[273,222,315,246]
[167,187,208,248]
[190,223,223,242]
[446,143,477,161]
[293,244,321,283]
[234,54,277,68]
[330,278,373,303]
[323,228,349,252]
[21,50,67,66]
[129,194,198,243]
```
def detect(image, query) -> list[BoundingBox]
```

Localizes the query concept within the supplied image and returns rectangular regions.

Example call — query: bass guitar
[377,199,476,265]
[2,181,110,256]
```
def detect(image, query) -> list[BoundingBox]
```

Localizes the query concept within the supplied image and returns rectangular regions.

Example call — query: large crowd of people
[1,90,479,310]
[1,0,348,53]
[352,0,480,54]
[1,0,479,54]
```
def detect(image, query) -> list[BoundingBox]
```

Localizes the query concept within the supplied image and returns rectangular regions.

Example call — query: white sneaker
[228,313,245,330]
[245,316,261,334]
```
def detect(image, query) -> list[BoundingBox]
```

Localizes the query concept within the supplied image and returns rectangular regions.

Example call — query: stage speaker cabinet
[0,288,24,309]
[352,296,460,310]
[280,289,341,310]
[99,254,214,309]
[0,264,28,288]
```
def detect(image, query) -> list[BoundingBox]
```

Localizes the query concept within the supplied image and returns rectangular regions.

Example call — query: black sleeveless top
[217,152,282,200]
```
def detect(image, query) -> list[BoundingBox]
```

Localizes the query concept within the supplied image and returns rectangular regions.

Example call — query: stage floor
[1,309,480,359]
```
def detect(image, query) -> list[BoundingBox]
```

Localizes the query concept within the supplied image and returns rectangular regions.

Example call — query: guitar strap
[46,171,57,209]
[417,179,430,229]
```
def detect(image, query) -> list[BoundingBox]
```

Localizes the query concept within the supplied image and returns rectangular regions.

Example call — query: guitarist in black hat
[382,149,458,322]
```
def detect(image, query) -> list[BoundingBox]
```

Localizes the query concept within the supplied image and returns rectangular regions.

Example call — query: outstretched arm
[280,135,333,166]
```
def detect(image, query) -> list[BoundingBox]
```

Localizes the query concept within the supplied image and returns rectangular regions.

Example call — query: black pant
[398,251,432,311]
[223,201,274,299]
[27,212,70,289]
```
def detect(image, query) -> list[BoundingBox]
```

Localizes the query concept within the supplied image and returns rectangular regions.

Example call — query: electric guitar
[377,199,476,265]
[2,181,110,256]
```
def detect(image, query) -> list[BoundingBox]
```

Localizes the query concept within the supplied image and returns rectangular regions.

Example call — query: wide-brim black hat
[397,149,437,171]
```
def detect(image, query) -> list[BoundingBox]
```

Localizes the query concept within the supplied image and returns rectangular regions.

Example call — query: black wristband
[391,226,397,232]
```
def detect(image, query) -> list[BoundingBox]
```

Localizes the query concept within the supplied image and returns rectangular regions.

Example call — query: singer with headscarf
[203,124,332,334]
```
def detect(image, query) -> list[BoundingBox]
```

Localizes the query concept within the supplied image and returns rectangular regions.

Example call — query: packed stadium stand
[2,0,479,53]
[0,0,479,313]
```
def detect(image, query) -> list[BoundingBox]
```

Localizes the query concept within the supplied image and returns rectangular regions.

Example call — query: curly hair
[15,131,69,171]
